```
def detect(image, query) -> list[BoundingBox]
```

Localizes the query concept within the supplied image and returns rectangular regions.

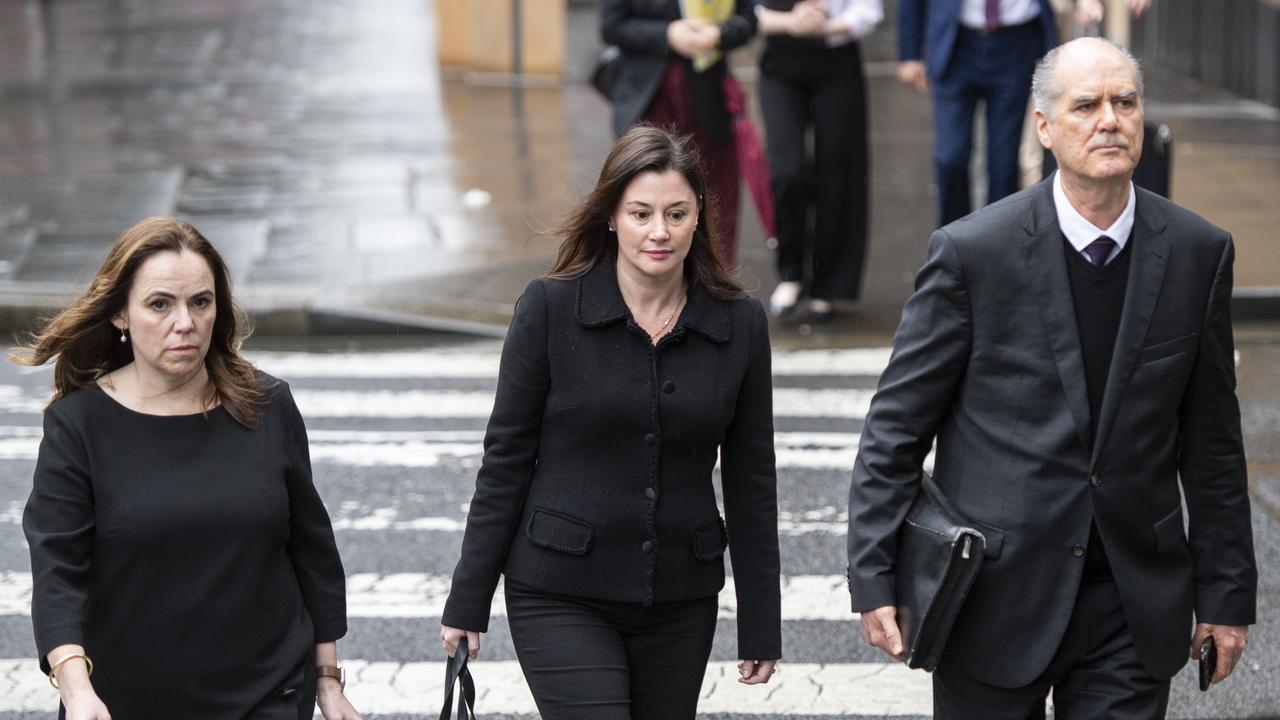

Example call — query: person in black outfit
[16,217,361,720]
[440,126,782,720]
[756,0,882,320]
[601,0,757,264]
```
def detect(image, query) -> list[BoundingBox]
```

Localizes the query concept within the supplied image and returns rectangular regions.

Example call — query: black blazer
[443,261,782,661]
[601,0,757,142]
[847,180,1256,687]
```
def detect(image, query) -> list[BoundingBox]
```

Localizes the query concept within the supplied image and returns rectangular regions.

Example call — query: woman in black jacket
[601,0,757,265]
[441,126,781,720]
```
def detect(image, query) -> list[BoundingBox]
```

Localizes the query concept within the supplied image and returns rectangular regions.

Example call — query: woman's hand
[316,679,363,720]
[667,19,718,58]
[441,625,481,660]
[62,692,111,720]
[737,659,778,685]
[48,647,110,720]
[788,0,829,36]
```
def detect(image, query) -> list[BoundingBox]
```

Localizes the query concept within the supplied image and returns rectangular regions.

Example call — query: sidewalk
[0,0,1277,346]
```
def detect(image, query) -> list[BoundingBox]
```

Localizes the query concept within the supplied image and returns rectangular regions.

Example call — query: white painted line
[0,573,859,622]
[0,658,933,715]
[247,347,892,379]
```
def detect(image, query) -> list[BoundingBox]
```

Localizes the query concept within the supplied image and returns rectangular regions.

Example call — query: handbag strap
[439,636,477,720]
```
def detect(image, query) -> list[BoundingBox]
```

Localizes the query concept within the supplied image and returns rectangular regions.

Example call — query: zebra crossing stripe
[0,573,860,622]
[245,346,893,379]
[0,428,878,470]
[0,658,935,715]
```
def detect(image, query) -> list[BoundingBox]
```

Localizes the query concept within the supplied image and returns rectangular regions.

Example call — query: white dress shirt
[823,0,884,45]
[959,0,1041,30]
[1053,170,1136,266]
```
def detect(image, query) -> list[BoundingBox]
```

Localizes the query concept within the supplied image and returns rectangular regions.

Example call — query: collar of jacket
[575,259,732,344]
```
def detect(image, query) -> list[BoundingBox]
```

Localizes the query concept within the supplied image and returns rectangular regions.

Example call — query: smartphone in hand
[1198,635,1217,692]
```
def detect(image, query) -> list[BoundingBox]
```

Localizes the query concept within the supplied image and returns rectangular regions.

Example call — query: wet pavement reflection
[0,0,1276,342]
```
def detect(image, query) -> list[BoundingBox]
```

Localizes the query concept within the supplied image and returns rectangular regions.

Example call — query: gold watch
[316,665,345,689]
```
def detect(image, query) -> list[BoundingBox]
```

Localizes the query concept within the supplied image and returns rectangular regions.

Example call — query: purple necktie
[1083,236,1117,266]
[985,0,1000,31]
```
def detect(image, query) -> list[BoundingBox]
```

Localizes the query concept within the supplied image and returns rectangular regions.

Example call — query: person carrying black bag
[440,126,782,720]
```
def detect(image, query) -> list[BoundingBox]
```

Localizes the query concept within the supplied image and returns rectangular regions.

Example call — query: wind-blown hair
[547,125,743,299]
[10,217,268,428]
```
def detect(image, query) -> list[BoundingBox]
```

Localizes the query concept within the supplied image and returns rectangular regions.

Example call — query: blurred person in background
[602,0,758,264]
[755,0,883,320]
[16,217,360,720]
[897,0,1058,226]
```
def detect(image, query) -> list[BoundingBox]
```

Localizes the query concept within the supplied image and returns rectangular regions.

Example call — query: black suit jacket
[601,0,757,141]
[897,0,1056,80]
[847,179,1257,687]
[444,261,782,660]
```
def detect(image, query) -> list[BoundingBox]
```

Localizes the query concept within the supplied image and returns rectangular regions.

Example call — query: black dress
[23,375,347,720]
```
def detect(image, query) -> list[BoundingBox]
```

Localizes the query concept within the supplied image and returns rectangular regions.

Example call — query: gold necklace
[654,293,685,337]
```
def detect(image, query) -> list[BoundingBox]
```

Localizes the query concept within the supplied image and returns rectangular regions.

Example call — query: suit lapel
[1090,191,1171,466]
[1021,182,1093,452]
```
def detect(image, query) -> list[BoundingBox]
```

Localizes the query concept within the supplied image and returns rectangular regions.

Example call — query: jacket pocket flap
[1139,331,1198,365]
[693,519,728,561]
[1152,505,1185,551]
[526,508,594,556]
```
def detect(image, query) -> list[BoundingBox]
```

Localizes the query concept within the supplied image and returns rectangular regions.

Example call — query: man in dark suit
[848,38,1256,717]
[898,0,1057,225]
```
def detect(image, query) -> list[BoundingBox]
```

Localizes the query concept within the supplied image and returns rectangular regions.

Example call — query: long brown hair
[548,125,743,299]
[10,217,269,428]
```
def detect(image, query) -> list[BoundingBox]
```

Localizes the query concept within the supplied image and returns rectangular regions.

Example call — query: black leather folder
[894,473,987,671]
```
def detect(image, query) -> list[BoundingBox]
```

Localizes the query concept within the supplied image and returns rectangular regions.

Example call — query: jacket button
[663,381,677,394]
[642,540,655,552]
[1072,545,1086,558]
[644,487,656,500]
[1090,474,1101,487]
[644,433,658,445]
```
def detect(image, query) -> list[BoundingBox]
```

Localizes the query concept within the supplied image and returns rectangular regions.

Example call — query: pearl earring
[120,327,128,343]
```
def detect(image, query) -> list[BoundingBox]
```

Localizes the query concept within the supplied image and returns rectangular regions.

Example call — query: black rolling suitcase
[1043,121,1173,198]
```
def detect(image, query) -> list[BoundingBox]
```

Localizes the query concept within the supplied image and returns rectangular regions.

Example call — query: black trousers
[758,40,869,301]
[933,578,1172,719]
[504,578,718,720]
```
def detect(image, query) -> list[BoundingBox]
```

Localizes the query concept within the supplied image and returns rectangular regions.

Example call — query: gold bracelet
[47,653,94,689]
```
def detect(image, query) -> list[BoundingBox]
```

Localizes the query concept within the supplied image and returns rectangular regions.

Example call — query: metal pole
[510,0,523,77]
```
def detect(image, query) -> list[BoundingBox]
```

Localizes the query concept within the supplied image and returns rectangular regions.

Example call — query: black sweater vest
[1065,234,1132,580]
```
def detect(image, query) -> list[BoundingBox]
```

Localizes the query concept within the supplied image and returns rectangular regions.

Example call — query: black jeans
[933,578,1172,719]
[505,578,719,720]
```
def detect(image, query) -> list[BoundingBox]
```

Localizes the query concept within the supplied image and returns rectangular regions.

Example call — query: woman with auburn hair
[15,217,361,720]
[441,126,782,720]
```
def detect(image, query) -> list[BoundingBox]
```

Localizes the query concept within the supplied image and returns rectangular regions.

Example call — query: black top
[1066,235,1132,580]
[601,0,758,140]
[23,375,347,719]
[442,261,782,660]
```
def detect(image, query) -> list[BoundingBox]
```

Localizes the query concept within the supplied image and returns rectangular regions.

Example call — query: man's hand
[896,61,928,93]
[861,605,905,660]
[1191,623,1249,684]
[1074,0,1104,26]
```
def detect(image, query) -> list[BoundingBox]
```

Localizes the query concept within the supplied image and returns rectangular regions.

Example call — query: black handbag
[894,473,987,671]
[439,636,477,720]
[590,45,622,101]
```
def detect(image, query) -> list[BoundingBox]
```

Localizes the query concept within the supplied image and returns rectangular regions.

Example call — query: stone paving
[0,0,1276,342]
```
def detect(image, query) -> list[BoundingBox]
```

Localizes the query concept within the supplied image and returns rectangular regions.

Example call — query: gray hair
[1031,37,1144,119]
